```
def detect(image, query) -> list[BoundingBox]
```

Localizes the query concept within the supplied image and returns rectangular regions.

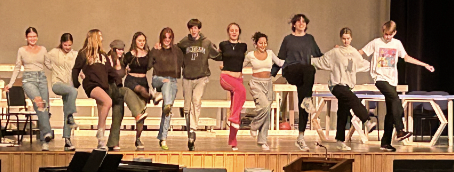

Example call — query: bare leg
[90,87,112,149]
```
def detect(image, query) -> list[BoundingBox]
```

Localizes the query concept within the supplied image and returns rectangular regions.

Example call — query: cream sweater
[311,45,370,89]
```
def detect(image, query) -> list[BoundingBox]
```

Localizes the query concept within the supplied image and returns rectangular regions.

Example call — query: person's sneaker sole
[397,132,412,141]
[337,146,352,151]
[136,113,148,123]
[231,123,240,129]
[380,147,396,152]
[64,146,76,151]
[366,122,377,133]
[153,93,163,105]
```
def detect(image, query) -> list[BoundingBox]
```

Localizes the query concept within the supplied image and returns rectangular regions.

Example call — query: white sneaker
[97,138,107,150]
[300,97,315,114]
[42,142,49,151]
[150,88,163,105]
[231,146,238,151]
[295,139,310,151]
[336,141,351,151]
[231,123,240,129]
[260,143,270,151]
[96,129,107,150]
[250,130,257,138]
[365,121,377,133]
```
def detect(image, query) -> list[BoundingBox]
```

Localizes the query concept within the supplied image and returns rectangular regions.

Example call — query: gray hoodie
[178,33,220,79]
[311,46,370,90]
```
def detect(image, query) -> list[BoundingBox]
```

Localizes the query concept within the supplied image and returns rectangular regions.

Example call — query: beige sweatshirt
[7,46,51,88]
[47,48,78,86]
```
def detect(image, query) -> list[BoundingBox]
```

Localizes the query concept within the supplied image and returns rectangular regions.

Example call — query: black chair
[419,91,448,142]
[1,86,37,144]
[407,91,427,141]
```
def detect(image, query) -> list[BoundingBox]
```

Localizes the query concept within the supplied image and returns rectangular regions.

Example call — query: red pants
[220,74,246,146]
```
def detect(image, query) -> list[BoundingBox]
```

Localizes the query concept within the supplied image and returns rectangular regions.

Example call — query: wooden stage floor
[1,133,454,172]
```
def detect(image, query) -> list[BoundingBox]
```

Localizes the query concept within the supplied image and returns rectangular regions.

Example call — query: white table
[312,93,454,146]
[273,84,408,131]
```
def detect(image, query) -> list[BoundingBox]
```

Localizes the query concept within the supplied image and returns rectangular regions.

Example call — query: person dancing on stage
[47,33,79,151]
[177,19,221,151]
[6,27,53,151]
[72,29,122,149]
[105,40,150,150]
[243,32,284,151]
[217,23,248,151]
[359,21,434,151]
[312,27,376,151]
[150,27,184,150]
[277,14,323,151]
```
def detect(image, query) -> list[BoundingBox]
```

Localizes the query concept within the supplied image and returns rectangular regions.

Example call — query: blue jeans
[22,71,51,141]
[52,82,77,138]
[152,76,177,140]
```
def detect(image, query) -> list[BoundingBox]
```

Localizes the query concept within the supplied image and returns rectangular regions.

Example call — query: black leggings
[283,64,315,132]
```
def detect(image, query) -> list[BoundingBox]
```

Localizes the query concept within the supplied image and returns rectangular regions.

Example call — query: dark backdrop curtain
[392,0,454,93]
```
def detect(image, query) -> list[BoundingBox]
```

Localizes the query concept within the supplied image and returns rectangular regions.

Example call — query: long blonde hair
[81,29,104,64]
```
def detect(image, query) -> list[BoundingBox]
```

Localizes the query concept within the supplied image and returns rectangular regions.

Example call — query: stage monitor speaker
[394,160,454,172]
[98,154,123,172]
[183,168,227,172]
[67,152,91,172]
[81,149,107,172]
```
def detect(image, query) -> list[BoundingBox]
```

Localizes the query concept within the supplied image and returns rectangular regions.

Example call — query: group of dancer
[4,14,434,152]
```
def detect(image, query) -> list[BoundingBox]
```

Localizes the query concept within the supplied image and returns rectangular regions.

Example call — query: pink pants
[220,74,246,147]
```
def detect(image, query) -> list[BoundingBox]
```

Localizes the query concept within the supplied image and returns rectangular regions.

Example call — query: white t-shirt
[243,50,284,73]
[361,38,407,86]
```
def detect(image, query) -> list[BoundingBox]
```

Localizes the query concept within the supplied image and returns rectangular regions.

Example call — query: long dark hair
[108,48,123,66]
[129,32,149,52]
[58,33,73,49]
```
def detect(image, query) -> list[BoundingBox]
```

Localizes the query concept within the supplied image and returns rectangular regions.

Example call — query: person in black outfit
[277,14,323,151]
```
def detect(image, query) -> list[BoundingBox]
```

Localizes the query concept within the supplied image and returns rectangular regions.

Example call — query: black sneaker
[396,131,412,141]
[44,133,52,142]
[64,138,76,151]
[380,144,396,152]
[188,131,196,151]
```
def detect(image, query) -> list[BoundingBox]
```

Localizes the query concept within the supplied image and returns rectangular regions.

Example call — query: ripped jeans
[22,71,51,141]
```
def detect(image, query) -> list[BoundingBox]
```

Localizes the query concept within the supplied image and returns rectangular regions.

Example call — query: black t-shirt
[218,41,247,72]
[278,34,323,68]
[123,52,149,74]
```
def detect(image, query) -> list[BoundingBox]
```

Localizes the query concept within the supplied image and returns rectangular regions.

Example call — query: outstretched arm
[358,49,365,55]
[311,49,333,71]
[404,55,435,72]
